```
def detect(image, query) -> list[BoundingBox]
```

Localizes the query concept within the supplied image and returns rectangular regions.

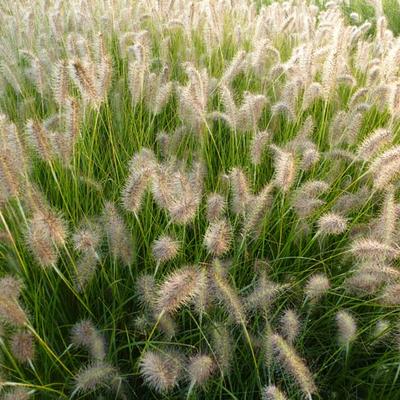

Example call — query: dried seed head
[27,209,67,268]
[262,385,288,400]
[140,350,183,393]
[69,59,100,106]
[122,169,152,214]
[73,361,118,394]
[64,97,80,147]
[156,313,178,339]
[332,186,370,216]
[25,119,54,162]
[304,273,330,303]
[271,146,297,192]
[302,82,322,110]
[204,219,232,256]
[345,270,382,297]
[336,310,357,346]
[317,212,348,235]
[71,320,106,361]
[251,130,271,165]
[301,147,320,171]
[11,331,35,363]
[380,283,400,306]
[371,319,390,342]
[369,145,400,189]
[211,260,246,324]
[0,275,22,299]
[243,183,274,237]
[270,333,317,395]
[157,266,202,314]
[2,388,31,400]
[357,128,392,161]
[291,180,329,218]
[206,193,226,222]
[271,101,295,121]
[136,274,157,309]
[103,202,133,266]
[350,238,399,261]
[52,60,69,106]
[0,295,28,326]
[375,187,397,245]
[229,167,252,215]
[245,273,283,312]
[187,354,215,386]
[280,309,300,344]
[360,262,400,282]
[74,251,98,292]
[73,222,101,254]
[152,235,180,264]
[210,323,233,375]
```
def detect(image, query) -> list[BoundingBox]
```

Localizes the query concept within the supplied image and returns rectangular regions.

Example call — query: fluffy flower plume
[140,350,183,393]
[262,385,288,400]
[270,333,317,396]
[187,354,215,387]
[103,202,133,266]
[304,274,330,304]
[204,219,232,256]
[71,320,106,360]
[336,310,357,346]
[156,266,203,314]
[317,213,348,236]
[10,331,35,363]
[270,146,297,192]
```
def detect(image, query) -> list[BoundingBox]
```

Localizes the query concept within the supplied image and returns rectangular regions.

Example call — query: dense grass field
[1,0,400,399]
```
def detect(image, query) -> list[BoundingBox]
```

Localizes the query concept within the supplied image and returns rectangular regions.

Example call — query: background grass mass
[1,0,400,399]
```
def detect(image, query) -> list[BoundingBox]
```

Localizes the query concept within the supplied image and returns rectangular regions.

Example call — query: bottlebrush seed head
[121,169,152,214]
[206,193,226,222]
[103,202,133,266]
[229,167,252,215]
[204,219,232,256]
[243,183,273,237]
[152,235,180,264]
[317,212,348,235]
[187,354,215,386]
[74,251,98,292]
[271,146,297,192]
[0,275,23,299]
[73,361,118,394]
[10,330,35,364]
[73,222,101,254]
[380,283,400,306]
[336,310,357,346]
[210,323,233,375]
[136,274,157,309]
[156,266,202,314]
[304,273,330,303]
[250,130,271,165]
[262,385,288,400]
[357,128,392,161]
[280,309,300,344]
[71,319,106,360]
[344,271,383,297]
[270,333,317,396]
[2,388,32,400]
[140,350,183,393]
[371,319,390,342]
[0,295,28,327]
[350,238,399,261]
[211,259,246,325]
